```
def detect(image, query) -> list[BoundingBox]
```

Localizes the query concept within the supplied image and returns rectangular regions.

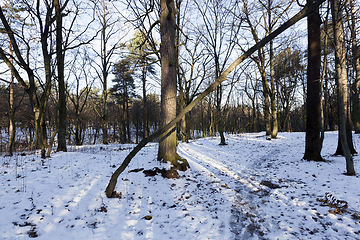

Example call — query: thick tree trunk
[350,0,360,133]
[55,0,67,152]
[258,48,271,137]
[303,0,323,161]
[331,0,355,175]
[157,0,178,164]
[270,40,278,138]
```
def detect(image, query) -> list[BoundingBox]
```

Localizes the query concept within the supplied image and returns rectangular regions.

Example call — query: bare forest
[0,0,360,203]
[2,0,360,239]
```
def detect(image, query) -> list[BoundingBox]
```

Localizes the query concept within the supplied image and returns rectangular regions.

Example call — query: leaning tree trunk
[331,0,355,175]
[303,0,323,161]
[104,0,327,197]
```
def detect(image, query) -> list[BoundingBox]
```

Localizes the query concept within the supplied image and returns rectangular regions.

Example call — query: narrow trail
[178,135,281,239]
[177,133,336,239]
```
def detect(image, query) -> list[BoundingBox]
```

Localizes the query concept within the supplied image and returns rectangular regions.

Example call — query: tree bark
[350,0,360,133]
[101,0,109,144]
[157,0,178,164]
[55,0,67,152]
[102,43,109,144]
[217,84,227,145]
[331,0,355,175]
[105,0,326,197]
[142,62,149,138]
[8,41,15,156]
[270,40,278,138]
[258,52,271,137]
[303,0,323,161]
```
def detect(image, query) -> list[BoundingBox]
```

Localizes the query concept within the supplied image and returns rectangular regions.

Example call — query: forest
[0,0,360,238]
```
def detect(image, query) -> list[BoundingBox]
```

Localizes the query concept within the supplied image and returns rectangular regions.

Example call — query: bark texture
[55,0,67,152]
[303,0,323,161]
[331,0,356,175]
[157,0,178,164]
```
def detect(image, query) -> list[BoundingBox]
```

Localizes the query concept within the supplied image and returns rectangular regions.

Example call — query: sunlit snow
[1,132,360,239]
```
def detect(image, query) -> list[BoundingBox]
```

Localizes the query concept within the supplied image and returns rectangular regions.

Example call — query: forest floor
[1,132,360,239]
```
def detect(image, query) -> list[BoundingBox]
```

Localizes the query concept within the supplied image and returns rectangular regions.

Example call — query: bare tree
[1,0,20,156]
[54,0,69,152]
[240,0,295,138]
[127,30,157,139]
[105,0,326,197]
[90,0,126,144]
[194,0,241,145]
[349,0,360,133]
[0,2,52,158]
[67,50,95,145]
[331,0,355,175]
[274,47,304,131]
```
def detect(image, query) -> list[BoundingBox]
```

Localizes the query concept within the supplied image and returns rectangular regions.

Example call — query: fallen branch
[105,0,326,198]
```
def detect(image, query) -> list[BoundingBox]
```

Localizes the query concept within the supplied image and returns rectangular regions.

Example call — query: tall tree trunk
[126,93,131,142]
[122,98,126,143]
[216,84,227,145]
[209,94,214,136]
[179,85,187,143]
[257,48,271,137]
[350,0,360,133]
[252,99,257,132]
[142,61,148,138]
[331,0,356,175]
[270,40,278,138]
[55,0,67,152]
[303,0,323,161]
[101,6,109,144]
[75,110,81,145]
[158,0,179,165]
[102,78,108,144]
[320,6,329,143]
[8,42,15,156]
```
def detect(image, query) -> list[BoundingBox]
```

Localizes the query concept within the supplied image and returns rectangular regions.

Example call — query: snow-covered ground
[1,132,360,239]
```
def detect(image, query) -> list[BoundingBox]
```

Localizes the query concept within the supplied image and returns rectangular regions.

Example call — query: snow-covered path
[178,132,360,239]
[1,132,360,239]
